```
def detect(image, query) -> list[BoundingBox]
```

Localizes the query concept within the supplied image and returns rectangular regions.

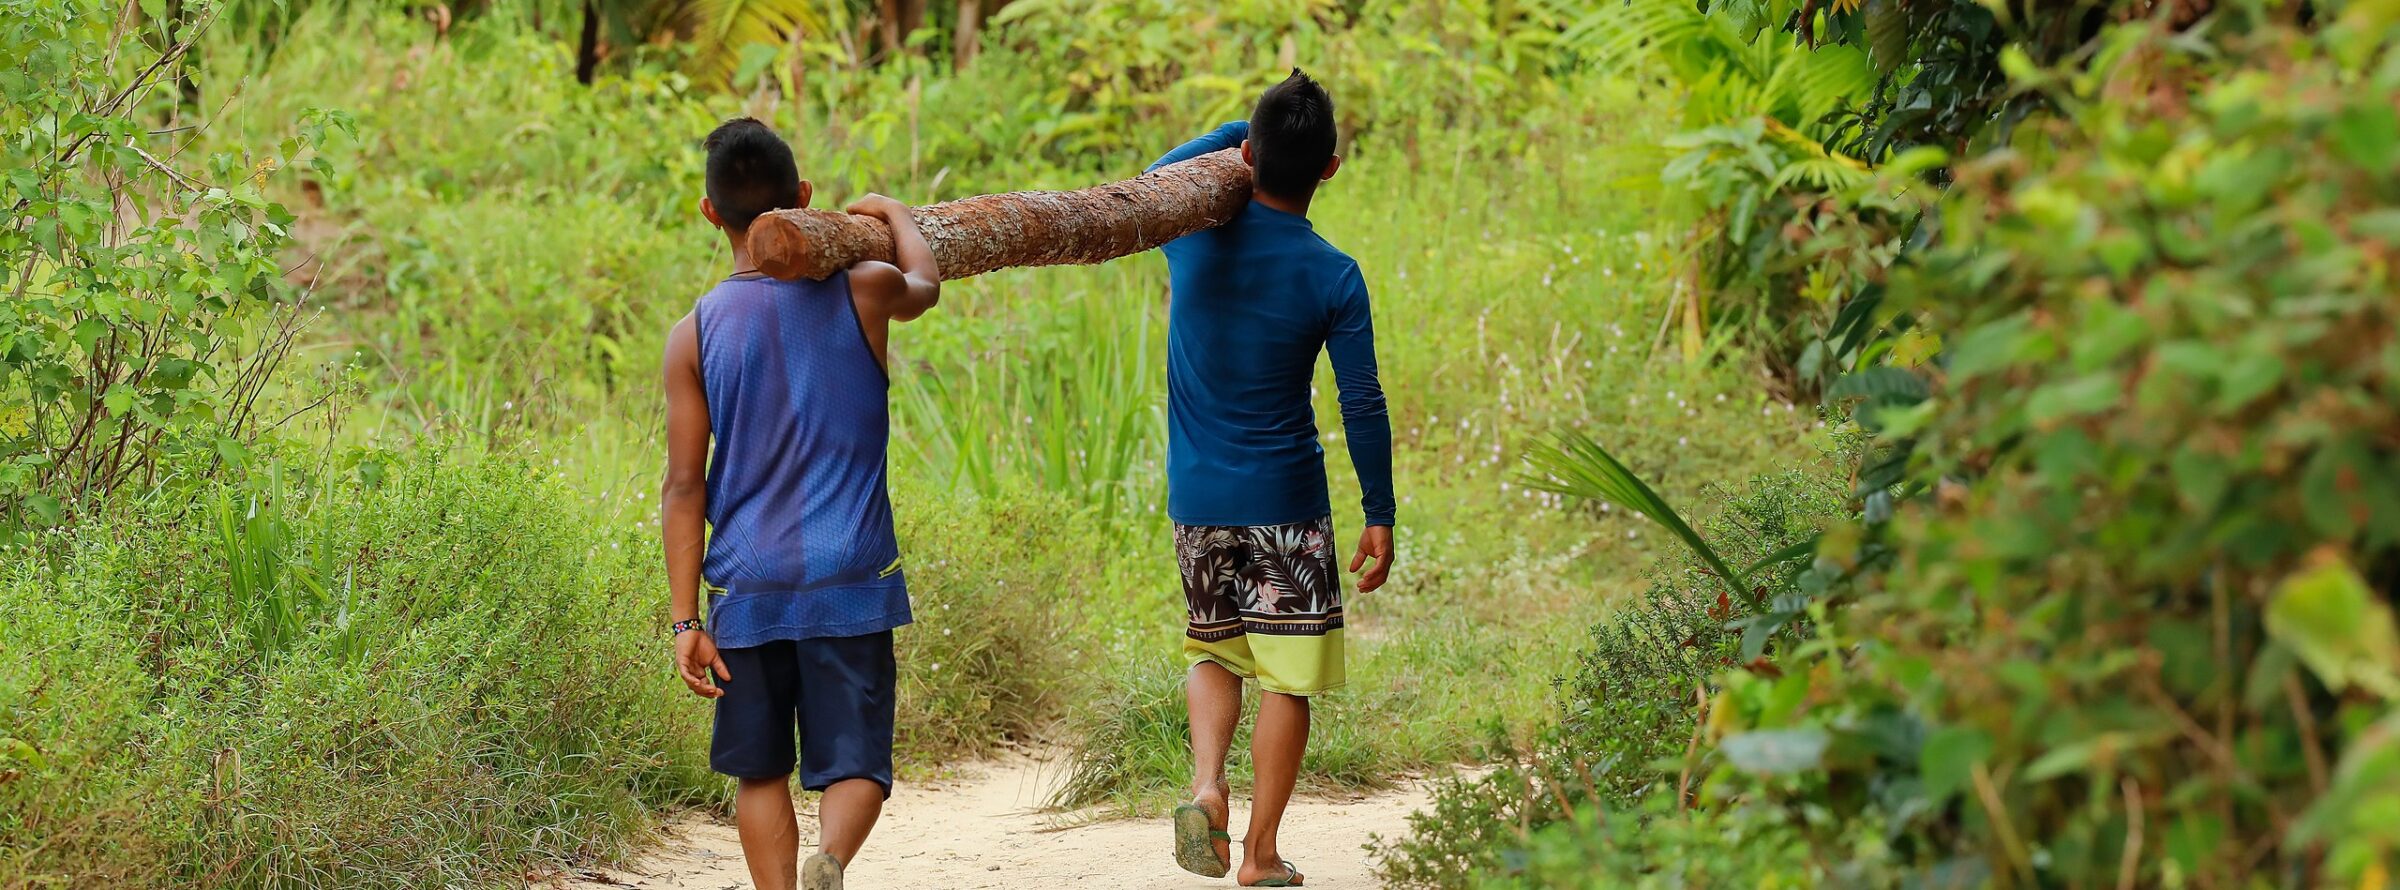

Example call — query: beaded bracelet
[671,618,705,635]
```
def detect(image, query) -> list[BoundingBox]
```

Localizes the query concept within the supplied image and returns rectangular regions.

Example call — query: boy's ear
[797,180,813,209]
[1320,155,1342,184]
[1240,139,1255,167]
[700,196,725,229]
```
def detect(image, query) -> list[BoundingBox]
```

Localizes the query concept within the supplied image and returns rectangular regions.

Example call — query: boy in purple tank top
[658,117,940,890]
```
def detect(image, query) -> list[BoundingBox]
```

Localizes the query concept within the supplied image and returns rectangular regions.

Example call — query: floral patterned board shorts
[1176,515,1345,696]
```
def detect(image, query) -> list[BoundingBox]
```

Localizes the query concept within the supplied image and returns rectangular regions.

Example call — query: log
[747,148,1252,281]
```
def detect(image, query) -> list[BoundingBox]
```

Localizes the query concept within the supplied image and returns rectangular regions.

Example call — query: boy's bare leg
[816,777,885,867]
[735,776,801,890]
[1187,660,1242,864]
[1240,691,1310,885]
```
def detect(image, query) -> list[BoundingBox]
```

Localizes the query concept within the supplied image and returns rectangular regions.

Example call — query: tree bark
[748,148,1252,281]
[574,0,601,85]
[954,0,982,68]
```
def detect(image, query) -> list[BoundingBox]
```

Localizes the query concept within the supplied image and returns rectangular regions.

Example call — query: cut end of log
[747,213,825,281]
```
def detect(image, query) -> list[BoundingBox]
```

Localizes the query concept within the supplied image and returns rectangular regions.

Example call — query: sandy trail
[545,754,1445,890]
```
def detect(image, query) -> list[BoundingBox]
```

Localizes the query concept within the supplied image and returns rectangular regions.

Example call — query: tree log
[747,148,1252,281]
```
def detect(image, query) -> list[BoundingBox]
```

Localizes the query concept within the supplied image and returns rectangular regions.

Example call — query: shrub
[0,449,713,888]
[1374,468,1845,888]
[0,0,344,537]
[1650,9,2400,886]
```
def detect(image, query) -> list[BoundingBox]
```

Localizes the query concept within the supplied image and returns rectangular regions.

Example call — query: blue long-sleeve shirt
[1147,121,1396,528]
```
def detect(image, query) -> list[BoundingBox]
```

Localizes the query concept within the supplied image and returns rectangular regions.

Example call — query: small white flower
[1678,437,1688,446]
[503,401,514,410]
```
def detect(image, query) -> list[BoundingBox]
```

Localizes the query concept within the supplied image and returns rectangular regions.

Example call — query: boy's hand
[1348,525,1395,594]
[674,629,732,699]
[845,193,910,224]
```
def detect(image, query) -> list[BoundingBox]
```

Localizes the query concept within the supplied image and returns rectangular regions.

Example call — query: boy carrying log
[1154,71,1397,888]
[658,117,940,890]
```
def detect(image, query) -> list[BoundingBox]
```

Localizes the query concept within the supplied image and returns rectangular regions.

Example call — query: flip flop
[1245,859,1304,887]
[1171,803,1232,878]
[801,852,843,890]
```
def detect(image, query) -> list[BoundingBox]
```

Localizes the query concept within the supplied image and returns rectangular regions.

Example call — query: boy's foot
[1171,786,1233,877]
[801,852,843,890]
[1240,859,1304,887]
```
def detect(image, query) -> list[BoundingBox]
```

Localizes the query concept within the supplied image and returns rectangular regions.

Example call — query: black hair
[1247,69,1337,199]
[702,117,801,233]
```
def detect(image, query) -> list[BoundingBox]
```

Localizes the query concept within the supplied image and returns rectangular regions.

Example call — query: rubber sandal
[1171,802,1232,878]
[1245,859,1304,887]
[801,852,843,890]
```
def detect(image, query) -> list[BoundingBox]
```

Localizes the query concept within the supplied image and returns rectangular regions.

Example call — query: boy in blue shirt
[659,117,941,890]
[1150,71,1397,887]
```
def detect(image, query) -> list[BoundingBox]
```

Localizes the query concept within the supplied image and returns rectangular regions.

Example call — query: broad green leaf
[1718,728,1829,775]
[1865,0,1910,74]
[1919,726,1993,803]
[1827,367,1929,404]
[2332,101,2400,169]
[2266,552,2400,700]
[20,494,60,526]
[102,385,133,417]
[2025,373,2120,423]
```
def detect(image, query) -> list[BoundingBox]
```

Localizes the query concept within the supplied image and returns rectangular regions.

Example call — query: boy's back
[692,272,908,646]
[1149,119,1394,531]
[1161,200,1383,527]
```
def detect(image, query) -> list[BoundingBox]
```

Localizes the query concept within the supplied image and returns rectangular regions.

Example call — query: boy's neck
[1253,189,1311,218]
[723,228,760,276]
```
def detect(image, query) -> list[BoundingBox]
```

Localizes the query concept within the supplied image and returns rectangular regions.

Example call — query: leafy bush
[0,449,713,888]
[1483,9,2400,887]
[1713,13,2400,883]
[0,0,345,537]
[1375,468,1845,888]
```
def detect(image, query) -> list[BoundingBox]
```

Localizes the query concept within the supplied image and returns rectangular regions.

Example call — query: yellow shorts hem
[1254,679,1346,697]
[1187,652,1256,679]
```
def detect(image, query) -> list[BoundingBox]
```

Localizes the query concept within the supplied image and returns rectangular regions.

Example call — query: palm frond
[666,0,835,87]
[1521,430,1760,610]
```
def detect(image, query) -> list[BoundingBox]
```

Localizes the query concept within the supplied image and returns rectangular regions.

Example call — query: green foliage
[1375,469,1845,888]
[0,450,715,888]
[0,0,347,537]
[889,480,1109,759]
[1653,9,2400,887]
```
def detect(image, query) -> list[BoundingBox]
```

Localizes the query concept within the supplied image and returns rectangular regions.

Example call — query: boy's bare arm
[846,194,941,323]
[661,314,728,698]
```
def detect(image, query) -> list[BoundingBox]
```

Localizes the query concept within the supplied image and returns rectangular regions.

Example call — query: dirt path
[546,754,1449,889]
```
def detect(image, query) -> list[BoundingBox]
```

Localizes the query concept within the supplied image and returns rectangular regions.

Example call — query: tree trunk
[574,0,601,85]
[878,0,927,57]
[748,148,1252,281]
[954,0,982,68]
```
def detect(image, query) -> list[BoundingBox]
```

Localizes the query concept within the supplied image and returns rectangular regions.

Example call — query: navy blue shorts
[709,631,896,795]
